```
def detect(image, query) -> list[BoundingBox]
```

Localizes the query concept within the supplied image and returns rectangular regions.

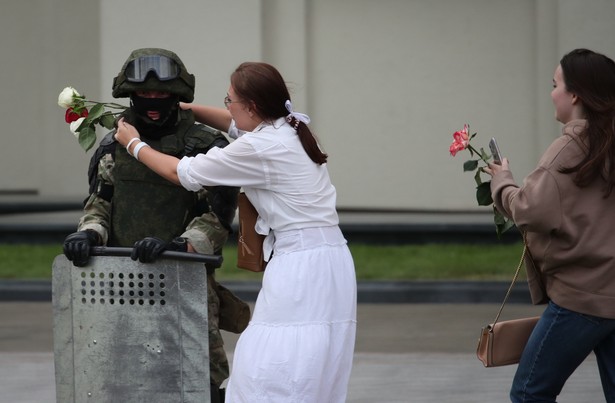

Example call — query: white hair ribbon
[285,100,311,125]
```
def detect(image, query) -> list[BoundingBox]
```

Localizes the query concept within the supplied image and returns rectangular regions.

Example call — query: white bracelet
[126,138,140,156]
[133,141,150,161]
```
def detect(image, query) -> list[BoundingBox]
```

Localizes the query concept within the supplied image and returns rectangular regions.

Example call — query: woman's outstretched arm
[180,102,232,132]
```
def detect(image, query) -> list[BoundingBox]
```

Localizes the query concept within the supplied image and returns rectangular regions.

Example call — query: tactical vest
[91,112,229,247]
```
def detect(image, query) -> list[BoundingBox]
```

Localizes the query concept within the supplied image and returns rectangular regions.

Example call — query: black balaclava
[129,93,180,139]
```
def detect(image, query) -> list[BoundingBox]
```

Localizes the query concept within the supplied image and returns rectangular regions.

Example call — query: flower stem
[468,144,480,157]
[468,144,490,164]
[83,101,127,109]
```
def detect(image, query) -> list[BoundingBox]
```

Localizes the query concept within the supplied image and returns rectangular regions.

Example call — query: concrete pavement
[0,203,604,401]
[0,302,605,403]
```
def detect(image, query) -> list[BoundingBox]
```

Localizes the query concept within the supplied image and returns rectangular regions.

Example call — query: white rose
[69,117,86,137]
[58,86,80,108]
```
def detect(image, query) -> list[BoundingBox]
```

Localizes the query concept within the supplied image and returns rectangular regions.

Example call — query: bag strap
[491,232,528,326]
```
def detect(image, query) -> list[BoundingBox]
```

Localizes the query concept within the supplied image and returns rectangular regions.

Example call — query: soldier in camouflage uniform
[63,48,246,403]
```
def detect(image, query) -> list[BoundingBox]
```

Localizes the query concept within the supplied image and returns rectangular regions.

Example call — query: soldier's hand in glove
[131,237,188,263]
[63,230,102,267]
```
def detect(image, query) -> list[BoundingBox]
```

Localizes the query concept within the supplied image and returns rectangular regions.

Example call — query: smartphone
[489,137,503,165]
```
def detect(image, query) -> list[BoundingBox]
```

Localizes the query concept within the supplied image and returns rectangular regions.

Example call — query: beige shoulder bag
[476,236,540,367]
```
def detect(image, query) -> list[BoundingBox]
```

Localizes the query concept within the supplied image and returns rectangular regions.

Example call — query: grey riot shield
[52,250,217,403]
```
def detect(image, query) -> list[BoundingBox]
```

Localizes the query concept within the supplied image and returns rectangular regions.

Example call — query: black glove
[63,230,102,267]
[131,236,188,263]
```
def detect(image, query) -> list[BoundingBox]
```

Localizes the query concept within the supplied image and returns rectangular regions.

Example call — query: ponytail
[287,116,328,165]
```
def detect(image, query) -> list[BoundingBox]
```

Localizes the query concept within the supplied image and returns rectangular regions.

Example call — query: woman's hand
[483,158,510,177]
[114,118,141,149]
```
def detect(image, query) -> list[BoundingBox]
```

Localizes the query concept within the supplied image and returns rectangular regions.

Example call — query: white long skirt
[226,226,357,403]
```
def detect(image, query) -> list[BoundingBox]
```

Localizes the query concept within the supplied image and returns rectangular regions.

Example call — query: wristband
[133,141,150,161]
[126,138,140,155]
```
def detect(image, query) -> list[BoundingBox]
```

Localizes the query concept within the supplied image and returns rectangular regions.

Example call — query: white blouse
[177,118,339,238]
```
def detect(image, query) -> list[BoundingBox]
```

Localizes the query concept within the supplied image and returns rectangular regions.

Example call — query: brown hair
[230,62,328,164]
[558,48,615,196]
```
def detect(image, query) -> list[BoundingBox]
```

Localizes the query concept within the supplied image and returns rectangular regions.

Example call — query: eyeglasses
[125,55,180,82]
[224,95,242,107]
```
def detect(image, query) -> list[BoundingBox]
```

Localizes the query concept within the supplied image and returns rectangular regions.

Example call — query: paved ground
[0,302,605,402]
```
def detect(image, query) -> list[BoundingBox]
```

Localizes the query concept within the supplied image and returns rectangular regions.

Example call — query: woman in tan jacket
[485,48,615,403]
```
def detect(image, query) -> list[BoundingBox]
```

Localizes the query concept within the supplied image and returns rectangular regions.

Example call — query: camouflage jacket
[78,110,236,255]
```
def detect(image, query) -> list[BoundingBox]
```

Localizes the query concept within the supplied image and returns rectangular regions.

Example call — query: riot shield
[52,248,221,403]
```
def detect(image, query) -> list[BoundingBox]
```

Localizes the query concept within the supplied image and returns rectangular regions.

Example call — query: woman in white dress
[115,61,357,402]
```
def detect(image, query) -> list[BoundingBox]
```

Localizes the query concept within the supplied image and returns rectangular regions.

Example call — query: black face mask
[129,94,180,139]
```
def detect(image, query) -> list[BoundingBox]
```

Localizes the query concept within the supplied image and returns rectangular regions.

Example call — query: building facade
[2,0,614,214]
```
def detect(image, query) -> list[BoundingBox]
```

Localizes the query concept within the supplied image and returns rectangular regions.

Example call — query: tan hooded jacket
[491,119,615,319]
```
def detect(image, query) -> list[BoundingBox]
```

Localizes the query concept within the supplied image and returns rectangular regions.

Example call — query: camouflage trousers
[207,273,229,387]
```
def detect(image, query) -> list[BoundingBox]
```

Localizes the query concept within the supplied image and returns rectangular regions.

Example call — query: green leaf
[81,105,105,128]
[99,113,116,130]
[493,208,515,239]
[493,208,507,225]
[463,159,479,172]
[476,181,493,206]
[495,219,515,239]
[88,103,105,120]
[78,126,97,152]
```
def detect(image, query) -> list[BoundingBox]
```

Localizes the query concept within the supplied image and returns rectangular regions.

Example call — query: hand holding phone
[489,137,503,165]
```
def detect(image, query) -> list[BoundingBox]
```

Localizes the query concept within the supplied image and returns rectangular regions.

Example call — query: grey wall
[2,0,614,213]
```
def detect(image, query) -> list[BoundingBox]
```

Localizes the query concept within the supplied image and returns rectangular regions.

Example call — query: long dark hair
[230,62,328,165]
[558,48,615,196]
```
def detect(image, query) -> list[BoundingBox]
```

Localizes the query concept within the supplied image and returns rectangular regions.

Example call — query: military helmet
[112,48,195,102]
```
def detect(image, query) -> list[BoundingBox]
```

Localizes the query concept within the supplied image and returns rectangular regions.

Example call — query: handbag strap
[491,232,528,326]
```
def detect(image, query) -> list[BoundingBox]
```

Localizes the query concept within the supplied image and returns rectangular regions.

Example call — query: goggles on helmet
[125,55,180,82]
